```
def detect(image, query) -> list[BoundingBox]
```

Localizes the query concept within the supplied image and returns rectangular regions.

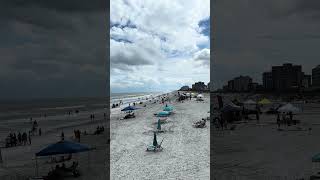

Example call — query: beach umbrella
[277,103,300,113]
[312,153,320,162]
[258,98,272,105]
[36,140,91,157]
[156,111,170,117]
[197,94,204,98]
[121,106,140,112]
[153,132,158,147]
[221,104,241,112]
[163,105,173,112]
[243,99,256,105]
[157,119,161,130]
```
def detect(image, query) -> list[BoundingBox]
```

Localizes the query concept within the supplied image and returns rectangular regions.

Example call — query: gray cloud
[214,0,320,89]
[0,1,107,99]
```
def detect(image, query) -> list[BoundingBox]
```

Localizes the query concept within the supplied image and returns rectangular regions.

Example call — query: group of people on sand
[5,131,31,147]
[90,114,95,121]
[94,126,105,135]
[276,111,294,128]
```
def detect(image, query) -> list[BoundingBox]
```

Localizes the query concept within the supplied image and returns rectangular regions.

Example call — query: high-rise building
[312,65,320,88]
[262,72,273,90]
[192,81,206,91]
[233,76,252,92]
[272,63,303,91]
[302,74,312,88]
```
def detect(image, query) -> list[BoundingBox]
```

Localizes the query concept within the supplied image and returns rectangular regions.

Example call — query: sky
[110,0,210,93]
[0,0,107,99]
[213,0,320,89]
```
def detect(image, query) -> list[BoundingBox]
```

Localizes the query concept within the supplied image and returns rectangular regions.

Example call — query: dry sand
[110,92,210,179]
[0,108,107,180]
[213,94,320,180]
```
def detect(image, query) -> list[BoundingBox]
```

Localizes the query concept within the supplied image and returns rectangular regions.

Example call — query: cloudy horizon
[214,0,320,90]
[110,0,210,93]
[0,0,107,100]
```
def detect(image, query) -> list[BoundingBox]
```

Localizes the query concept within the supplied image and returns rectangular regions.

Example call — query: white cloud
[110,0,210,92]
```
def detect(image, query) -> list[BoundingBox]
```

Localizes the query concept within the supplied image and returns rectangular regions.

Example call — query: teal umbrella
[163,106,173,112]
[312,153,320,162]
[157,119,161,130]
[156,111,170,117]
[153,132,158,147]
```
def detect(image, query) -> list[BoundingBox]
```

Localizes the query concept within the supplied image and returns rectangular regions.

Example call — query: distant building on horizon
[192,81,207,91]
[302,74,312,88]
[179,85,190,91]
[271,63,304,91]
[262,72,273,91]
[312,65,320,88]
[223,75,253,92]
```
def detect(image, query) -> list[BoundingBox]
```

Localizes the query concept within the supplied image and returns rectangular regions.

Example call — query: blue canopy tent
[36,140,91,157]
[156,111,170,117]
[34,140,91,176]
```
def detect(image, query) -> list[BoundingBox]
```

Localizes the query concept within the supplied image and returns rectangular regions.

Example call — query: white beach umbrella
[197,94,203,98]
[278,103,301,113]
[243,99,256,105]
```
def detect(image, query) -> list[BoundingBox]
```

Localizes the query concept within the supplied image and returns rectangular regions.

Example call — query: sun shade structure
[121,106,140,112]
[163,105,173,112]
[156,111,170,117]
[277,103,300,113]
[312,153,320,162]
[243,99,256,104]
[258,98,272,105]
[221,104,241,112]
[36,140,91,157]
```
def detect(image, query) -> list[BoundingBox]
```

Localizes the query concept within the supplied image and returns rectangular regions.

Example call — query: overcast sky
[0,0,107,99]
[110,0,210,93]
[214,0,320,89]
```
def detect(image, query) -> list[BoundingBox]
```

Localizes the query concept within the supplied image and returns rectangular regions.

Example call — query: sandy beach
[110,92,210,179]
[213,93,320,180]
[0,106,108,180]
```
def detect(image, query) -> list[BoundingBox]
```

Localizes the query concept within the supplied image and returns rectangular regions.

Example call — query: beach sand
[213,93,320,180]
[0,108,108,180]
[110,92,210,179]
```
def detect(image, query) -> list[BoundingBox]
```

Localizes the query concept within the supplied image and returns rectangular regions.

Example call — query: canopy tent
[156,111,170,117]
[35,140,91,176]
[121,106,140,112]
[277,103,301,113]
[243,99,256,105]
[36,140,91,157]
[258,98,272,105]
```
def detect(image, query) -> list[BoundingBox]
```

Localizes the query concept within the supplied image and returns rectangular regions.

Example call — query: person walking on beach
[18,132,22,145]
[61,131,65,141]
[22,132,27,145]
[39,128,42,136]
[28,131,32,145]
[277,113,281,129]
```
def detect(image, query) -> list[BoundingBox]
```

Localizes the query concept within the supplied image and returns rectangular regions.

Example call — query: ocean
[0,97,108,121]
[110,92,165,107]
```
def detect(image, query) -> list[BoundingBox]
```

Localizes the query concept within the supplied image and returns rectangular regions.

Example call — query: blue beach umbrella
[121,106,140,112]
